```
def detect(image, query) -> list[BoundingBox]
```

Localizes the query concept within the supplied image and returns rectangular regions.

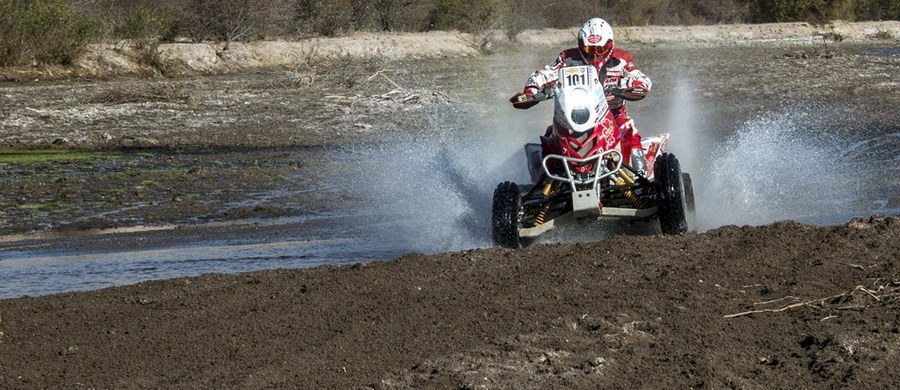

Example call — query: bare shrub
[72,0,182,41]
[748,0,832,23]
[346,0,434,32]
[113,6,177,41]
[284,51,383,90]
[428,0,502,33]
[742,0,899,24]
[182,0,294,48]
[684,0,751,24]
[545,1,612,29]
[294,0,354,36]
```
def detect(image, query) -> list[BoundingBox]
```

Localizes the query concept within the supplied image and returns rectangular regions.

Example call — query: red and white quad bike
[492,65,695,248]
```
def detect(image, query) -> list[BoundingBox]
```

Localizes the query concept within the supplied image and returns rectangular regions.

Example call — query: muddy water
[2,126,896,299]
[0,215,400,298]
[2,43,898,298]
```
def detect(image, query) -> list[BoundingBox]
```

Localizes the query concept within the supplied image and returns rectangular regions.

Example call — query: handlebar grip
[510,90,551,110]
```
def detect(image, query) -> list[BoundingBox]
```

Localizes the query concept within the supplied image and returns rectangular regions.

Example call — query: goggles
[583,41,613,57]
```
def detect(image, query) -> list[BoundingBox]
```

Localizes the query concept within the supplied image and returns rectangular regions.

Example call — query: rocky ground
[0,22,899,388]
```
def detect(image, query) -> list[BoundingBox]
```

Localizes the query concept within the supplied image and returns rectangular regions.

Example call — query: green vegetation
[0,0,896,67]
[139,179,160,188]
[0,150,119,164]
[0,0,96,66]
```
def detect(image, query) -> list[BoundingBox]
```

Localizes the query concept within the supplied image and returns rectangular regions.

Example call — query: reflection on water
[0,230,404,299]
[865,48,900,56]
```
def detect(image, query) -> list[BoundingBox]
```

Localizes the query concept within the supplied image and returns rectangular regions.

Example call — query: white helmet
[577,18,614,62]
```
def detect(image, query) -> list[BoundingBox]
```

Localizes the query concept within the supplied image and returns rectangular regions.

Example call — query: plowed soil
[1,23,899,389]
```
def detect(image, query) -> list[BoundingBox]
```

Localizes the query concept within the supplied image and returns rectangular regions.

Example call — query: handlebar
[509,88,553,110]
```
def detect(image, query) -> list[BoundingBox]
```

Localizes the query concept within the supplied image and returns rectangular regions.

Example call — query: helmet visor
[583,41,613,58]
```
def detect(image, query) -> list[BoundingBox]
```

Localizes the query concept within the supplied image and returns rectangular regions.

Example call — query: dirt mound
[1,217,898,388]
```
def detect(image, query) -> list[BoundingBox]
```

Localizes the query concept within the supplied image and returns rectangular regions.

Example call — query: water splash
[693,106,897,229]
[346,102,537,254]
[665,77,703,176]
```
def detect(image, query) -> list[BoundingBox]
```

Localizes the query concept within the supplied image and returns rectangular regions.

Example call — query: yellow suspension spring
[615,171,647,208]
[532,181,556,227]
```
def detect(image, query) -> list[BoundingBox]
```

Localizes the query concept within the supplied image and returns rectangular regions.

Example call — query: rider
[521,17,652,175]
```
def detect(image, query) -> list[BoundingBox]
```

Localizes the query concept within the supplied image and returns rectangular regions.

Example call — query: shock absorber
[532,181,556,227]
[616,171,647,208]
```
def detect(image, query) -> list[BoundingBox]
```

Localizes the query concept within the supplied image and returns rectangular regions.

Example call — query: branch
[367,70,402,90]
[724,285,887,319]
[841,262,867,271]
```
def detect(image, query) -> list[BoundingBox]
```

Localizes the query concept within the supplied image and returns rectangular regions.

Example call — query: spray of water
[348,51,896,255]
[692,106,900,229]
[345,52,562,254]
[349,96,544,253]
[664,77,702,176]
[640,67,894,230]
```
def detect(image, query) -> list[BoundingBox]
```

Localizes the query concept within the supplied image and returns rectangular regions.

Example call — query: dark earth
[1,26,899,388]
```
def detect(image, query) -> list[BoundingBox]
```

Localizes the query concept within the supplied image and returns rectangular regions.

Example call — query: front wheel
[491,181,522,248]
[654,153,688,234]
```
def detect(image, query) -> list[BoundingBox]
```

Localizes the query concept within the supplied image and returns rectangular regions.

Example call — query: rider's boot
[631,147,647,177]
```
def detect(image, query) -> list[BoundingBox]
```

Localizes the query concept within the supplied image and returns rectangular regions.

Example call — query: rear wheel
[654,153,688,234]
[492,181,522,248]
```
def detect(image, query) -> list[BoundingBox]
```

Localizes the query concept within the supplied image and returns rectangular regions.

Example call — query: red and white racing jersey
[524,47,651,116]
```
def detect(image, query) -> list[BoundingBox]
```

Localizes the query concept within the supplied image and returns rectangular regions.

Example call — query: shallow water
[2,45,899,299]
[3,124,897,299]
[865,48,900,56]
[0,232,398,299]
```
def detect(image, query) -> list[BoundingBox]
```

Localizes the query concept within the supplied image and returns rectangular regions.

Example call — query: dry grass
[87,83,192,105]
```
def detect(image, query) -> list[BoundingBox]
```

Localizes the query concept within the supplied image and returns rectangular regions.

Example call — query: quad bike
[492,65,696,248]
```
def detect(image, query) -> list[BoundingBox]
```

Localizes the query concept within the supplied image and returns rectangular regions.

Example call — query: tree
[184,0,293,48]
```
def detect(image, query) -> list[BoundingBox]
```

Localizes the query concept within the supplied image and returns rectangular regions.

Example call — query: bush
[294,0,354,36]
[428,0,504,33]
[748,0,833,23]
[182,0,293,46]
[71,0,182,42]
[745,0,899,23]
[2,0,898,70]
[114,6,177,41]
[0,0,96,66]
[673,0,750,24]
[375,0,435,31]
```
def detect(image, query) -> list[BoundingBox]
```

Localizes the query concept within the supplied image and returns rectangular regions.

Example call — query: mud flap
[572,189,601,219]
[525,143,543,184]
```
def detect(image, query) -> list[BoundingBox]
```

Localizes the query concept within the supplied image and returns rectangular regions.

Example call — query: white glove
[623,70,651,90]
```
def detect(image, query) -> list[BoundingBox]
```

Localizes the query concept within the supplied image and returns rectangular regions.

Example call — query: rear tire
[654,153,688,234]
[492,181,522,248]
